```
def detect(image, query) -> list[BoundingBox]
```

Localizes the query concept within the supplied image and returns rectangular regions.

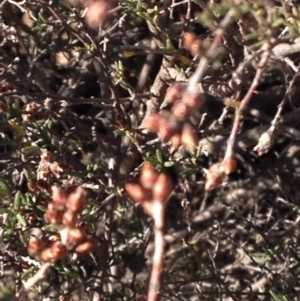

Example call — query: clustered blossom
[143,82,203,151]
[125,162,174,214]
[28,187,96,262]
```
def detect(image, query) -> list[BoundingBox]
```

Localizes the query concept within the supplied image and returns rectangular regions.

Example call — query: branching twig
[225,42,273,159]
[253,68,300,155]
[186,9,236,93]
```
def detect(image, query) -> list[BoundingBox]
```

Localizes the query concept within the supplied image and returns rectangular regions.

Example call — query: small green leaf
[21,145,39,155]
[71,39,79,45]
[153,15,159,25]
[165,38,175,50]
[91,101,103,107]
[4,228,13,238]
[37,205,47,212]
[117,60,124,72]
[164,161,174,167]
[62,266,73,274]
[23,168,32,181]
[38,12,47,24]
[47,119,53,129]
[179,55,191,65]
[8,120,26,136]
[21,266,36,280]
[16,213,27,227]
[75,47,88,54]
[0,179,11,197]
[156,149,163,163]
[19,232,27,245]
[14,191,22,210]
[32,26,42,32]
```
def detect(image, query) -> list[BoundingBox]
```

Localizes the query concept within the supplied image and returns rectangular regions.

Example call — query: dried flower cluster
[28,187,96,262]
[21,101,40,122]
[27,152,75,195]
[143,83,203,151]
[36,151,72,181]
[125,162,174,215]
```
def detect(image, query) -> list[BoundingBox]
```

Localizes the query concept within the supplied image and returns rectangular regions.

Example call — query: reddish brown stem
[225,43,273,159]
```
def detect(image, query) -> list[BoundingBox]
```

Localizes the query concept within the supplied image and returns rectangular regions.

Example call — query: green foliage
[1,0,300,300]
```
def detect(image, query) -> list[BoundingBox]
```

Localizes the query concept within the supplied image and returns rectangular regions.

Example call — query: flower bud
[28,237,45,256]
[181,124,197,152]
[66,187,86,213]
[157,118,179,141]
[183,93,203,110]
[163,83,186,106]
[125,182,148,203]
[75,238,97,255]
[139,162,159,190]
[220,157,237,175]
[171,101,190,120]
[62,210,78,227]
[40,241,68,262]
[46,202,63,225]
[170,133,182,150]
[152,173,174,203]
[142,114,161,132]
[182,32,202,56]
[205,163,223,191]
[85,0,110,29]
[40,248,53,262]
[52,186,67,208]
[50,241,68,261]
[67,228,86,248]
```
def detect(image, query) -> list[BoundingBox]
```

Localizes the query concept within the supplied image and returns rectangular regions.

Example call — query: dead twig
[15,262,51,300]
[186,9,236,93]
[253,69,300,155]
[225,42,273,159]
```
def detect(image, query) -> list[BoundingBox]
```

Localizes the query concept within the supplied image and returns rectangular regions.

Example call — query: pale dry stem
[15,262,52,300]
[147,200,165,301]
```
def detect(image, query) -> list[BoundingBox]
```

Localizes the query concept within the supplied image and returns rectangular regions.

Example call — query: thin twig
[271,71,299,128]
[225,42,273,159]
[186,9,236,93]
[253,69,300,155]
[15,262,52,300]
